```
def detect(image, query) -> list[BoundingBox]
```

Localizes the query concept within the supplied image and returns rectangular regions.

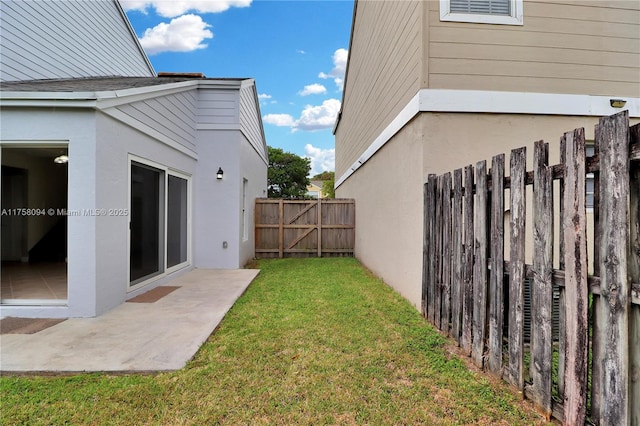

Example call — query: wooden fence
[422,111,639,425]
[255,198,355,258]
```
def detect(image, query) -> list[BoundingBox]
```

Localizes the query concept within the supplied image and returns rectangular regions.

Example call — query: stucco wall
[94,112,197,315]
[336,118,424,309]
[238,134,268,267]
[1,107,98,318]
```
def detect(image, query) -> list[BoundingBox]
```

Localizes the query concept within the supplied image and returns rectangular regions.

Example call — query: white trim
[439,0,523,26]
[335,89,640,188]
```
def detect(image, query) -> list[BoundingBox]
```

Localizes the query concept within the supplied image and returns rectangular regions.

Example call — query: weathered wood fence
[422,111,639,425]
[255,198,355,258]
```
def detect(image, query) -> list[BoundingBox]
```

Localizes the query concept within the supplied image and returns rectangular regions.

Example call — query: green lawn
[1,258,549,425]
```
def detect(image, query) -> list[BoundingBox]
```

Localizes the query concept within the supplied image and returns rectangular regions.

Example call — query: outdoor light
[610,99,626,108]
[54,154,69,164]
[216,167,224,180]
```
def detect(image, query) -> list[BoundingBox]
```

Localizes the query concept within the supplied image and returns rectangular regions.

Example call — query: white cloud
[263,99,340,133]
[122,0,251,18]
[139,14,213,55]
[297,99,341,131]
[319,48,348,91]
[263,113,296,127]
[298,84,327,96]
[258,93,272,100]
[305,144,335,176]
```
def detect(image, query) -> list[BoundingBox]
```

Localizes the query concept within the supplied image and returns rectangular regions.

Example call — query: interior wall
[1,148,67,255]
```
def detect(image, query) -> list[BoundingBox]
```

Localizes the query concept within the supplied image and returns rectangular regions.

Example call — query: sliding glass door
[167,175,188,269]
[129,159,190,288]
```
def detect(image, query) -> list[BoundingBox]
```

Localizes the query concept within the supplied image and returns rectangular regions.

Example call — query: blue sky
[122,0,354,176]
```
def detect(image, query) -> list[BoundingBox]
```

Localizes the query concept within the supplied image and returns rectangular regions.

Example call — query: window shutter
[450,0,511,16]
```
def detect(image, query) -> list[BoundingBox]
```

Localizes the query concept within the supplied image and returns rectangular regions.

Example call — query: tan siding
[426,0,640,96]
[335,0,423,177]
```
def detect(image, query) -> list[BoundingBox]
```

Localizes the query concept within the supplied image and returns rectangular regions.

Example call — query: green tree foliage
[313,171,335,198]
[267,146,311,198]
[312,171,334,181]
[321,179,335,198]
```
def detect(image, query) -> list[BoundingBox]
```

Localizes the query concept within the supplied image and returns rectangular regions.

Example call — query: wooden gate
[255,198,355,258]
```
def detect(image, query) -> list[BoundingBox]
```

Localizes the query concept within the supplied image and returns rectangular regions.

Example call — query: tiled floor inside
[0,262,67,300]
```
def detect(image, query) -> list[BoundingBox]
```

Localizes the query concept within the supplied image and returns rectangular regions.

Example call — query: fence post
[435,175,444,328]
[488,154,505,376]
[422,182,430,318]
[508,147,526,391]
[629,123,640,426]
[529,140,553,418]
[427,174,437,323]
[451,169,464,344]
[594,111,630,425]
[461,165,475,356]
[278,199,284,258]
[472,161,489,368]
[441,173,453,335]
[317,198,322,257]
[562,127,589,425]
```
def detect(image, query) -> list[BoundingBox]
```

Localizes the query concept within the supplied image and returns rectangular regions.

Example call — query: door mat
[0,317,67,335]
[127,286,181,303]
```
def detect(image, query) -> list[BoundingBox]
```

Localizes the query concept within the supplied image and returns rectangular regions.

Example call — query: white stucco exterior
[0,79,268,318]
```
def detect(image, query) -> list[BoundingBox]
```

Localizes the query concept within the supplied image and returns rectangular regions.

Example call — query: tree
[321,179,335,198]
[313,171,335,198]
[267,146,311,198]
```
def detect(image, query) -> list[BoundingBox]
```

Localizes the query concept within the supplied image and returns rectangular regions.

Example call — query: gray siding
[239,83,268,162]
[0,0,153,82]
[197,89,239,126]
[335,0,422,178]
[113,89,198,150]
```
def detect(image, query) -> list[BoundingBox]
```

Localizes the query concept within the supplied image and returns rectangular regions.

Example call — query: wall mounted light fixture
[610,99,626,108]
[216,167,224,180]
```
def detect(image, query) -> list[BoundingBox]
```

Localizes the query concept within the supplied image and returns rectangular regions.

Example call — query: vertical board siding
[421,112,638,424]
[0,0,153,82]
[255,199,355,258]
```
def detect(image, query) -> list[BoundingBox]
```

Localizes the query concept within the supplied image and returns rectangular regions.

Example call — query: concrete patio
[0,268,259,373]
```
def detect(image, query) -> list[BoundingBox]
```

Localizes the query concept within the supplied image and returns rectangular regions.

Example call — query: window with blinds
[450,0,510,16]
[440,0,523,25]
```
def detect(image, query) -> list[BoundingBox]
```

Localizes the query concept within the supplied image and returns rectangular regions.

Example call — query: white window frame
[440,0,523,26]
